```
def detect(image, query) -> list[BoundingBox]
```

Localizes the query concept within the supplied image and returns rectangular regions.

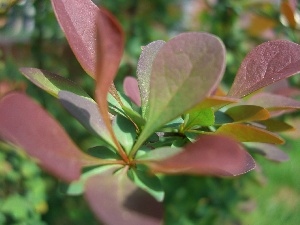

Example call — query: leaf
[225,105,270,122]
[147,135,255,176]
[215,123,285,144]
[246,92,300,111]
[123,76,141,106]
[192,95,239,110]
[228,40,300,98]
[183,108,215,131]
[94,10,128,162]
[280,0,298,29]
[0,92,103,182]
[137,40,166,117]
[87,146,121,160]
[19,68,90,98]
[66,165,120,196]
[136,147,183,161]
[127,169,164,202]
[84,170,163,225]
[51,1,124,78]
[58,90,115,147]
[258,119,294,132]
[214,111,234,125]
[112,115,137,154]
[247,143,290,162]
[132,32,226,155]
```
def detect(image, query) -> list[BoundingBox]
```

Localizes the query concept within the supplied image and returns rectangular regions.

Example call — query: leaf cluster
[1,1,300,224]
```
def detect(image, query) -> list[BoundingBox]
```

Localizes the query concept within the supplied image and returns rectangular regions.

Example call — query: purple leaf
[85,171,163,225]
[94,11,127,162]
[0,92,102,182]
[228,40,300,98]
[246,92,300,111]
[58,91,115,147]
[137,40,166,116]
[51,0,98,77]
[132,32,226,154]
[147,135,255,176]
[51,1,124,79]
[123,76,141,106]
[248,143,290,162]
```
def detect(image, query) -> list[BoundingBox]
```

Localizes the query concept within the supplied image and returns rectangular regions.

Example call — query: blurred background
[1,0,300,224]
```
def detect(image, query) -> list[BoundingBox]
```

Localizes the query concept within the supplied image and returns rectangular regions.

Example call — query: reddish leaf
[248,143,290,162]
[0,92,103,182]
[247,92,300,111]
[94,11,127,162]
[123,76,141,106]
[148,135,255,176]
[58,91,115,147]
[132,33,226,154]
[51,0,124,78]
[228,40,300,98]
[51,0,98,77]
[215,123,285,144]
[85,171,163,225]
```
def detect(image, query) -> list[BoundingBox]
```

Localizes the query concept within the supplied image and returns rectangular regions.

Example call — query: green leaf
[1,194,29,220]
[127,169,164,202]
[20,68,90,98]
[132,32,226,155]
[137,40,166,117]
[112,115,137,154]
[225,105,270,122]
[183,108,215,131]
[136,147,183,161]
[215,123,285,144]
[191,95,239,110]
[87,146,121,160]
[214,111,234,124]
[258,119,294,132]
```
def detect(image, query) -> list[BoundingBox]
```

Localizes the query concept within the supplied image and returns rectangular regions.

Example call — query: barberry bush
[1,1,300,224]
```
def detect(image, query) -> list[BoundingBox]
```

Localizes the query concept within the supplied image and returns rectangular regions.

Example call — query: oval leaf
[132,32,226,153]
[123,76,141,106]
[247,143,290,162]
[228,40,300,98]
[94,10,127,162]
[247,92,300,111]
[148,135,255,176]
[137,40,166,116]
[19,67,90,98]
[58,91,115,147]
[51,0,98,77]
[84,171,163,225]
[215,123,285,144]
[0,92,102,182]
[51,1,124,78]
[127,169,164,202]
[225,105,270,122]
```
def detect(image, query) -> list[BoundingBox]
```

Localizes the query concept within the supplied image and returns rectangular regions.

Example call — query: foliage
[1,0,300,224]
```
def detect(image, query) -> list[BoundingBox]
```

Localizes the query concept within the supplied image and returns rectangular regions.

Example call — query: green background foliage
[1,0,300,224]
